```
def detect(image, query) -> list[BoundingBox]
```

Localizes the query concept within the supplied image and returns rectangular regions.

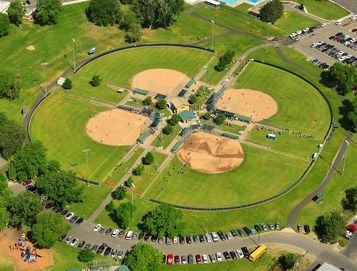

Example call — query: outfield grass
[235,62,330,138]
[146,144,308,207]
[201,119,245,135]
[247,127,319,158]
[152,125,182,149]
[79,47,213,88]
[125,97,145,109]
[30,91,129,181]
[234,3,253,13]
[295,0,349,20]
[274,12,320,34]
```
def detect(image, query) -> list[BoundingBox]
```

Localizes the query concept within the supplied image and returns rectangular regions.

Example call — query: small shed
[137,130,150,144]
[185,79,195,88]
[179,110,196,123]
[178,89,187,97]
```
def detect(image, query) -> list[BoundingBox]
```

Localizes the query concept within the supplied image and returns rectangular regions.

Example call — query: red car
[195,254,202,264]
[166,253,174,265]
[174,255,180,264]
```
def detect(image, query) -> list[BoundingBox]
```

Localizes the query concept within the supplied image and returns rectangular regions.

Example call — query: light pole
[82,148,91,175]
[211,20,215,50]
[72,38,76,74]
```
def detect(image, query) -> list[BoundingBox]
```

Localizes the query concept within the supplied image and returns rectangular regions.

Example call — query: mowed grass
[30,91,129,182]
[0,257,15,271]
[145,144,308,207]
[152,125,182,149]
[274,12,320,34]
[247,127,319,158]
[295,0,349,20]
[78,47,213,88]
[235,62,330,138]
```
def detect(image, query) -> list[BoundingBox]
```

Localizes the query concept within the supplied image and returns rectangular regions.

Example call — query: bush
[62,78,72,90]
[163,125,174,135]
[112,186,127,200]
[214,113,226,125]
[78,249,95,262]
[89,74,102,87]
[142,152,154,165]
[86,0,121,26]
[214,50,235,72]
[132,164,144,176]
[260,0,283,23]
[0,13,9,37]
[278,253,298,270]
[201,112,211,120]
[0,70,20,100]
[167,115,180,126]
[188,94,198,104]
[125,176,133,188]
[7,0,25,26]
[156,99,167,110]
[34,0,62,26]
[142,96,152,106]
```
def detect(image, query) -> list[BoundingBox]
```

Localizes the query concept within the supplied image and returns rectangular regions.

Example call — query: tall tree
[31,212,70,248]
[142,152,154,165]
[348,96,357,129]
[86,0,121,26]
[112,202,136,229]
[260,0,284,23]
[133,0,184,29]
[7,0,25,26]
[12,141,47,181]
[34,0,62,25]
[7,191,42,228]
[0,116,24,159]
[111,186,127,200]
[125,243,162,271]
[0,70,21,100]
[124,23,142,43]
[278,253,298,270]
[315,211,345,243]
[36,170,83,207]
[140,204,185,238]
[342,186,357,211]
[322,63,357,95]
[0,207,9,230]
[0,13,10,37]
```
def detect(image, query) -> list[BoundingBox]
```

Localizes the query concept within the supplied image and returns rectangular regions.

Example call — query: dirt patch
[131,69,190,99]
[26,45,35,51]
[86,108,150,146]
[216,89,278,122]
[0,229,54,271]
[177,132,244,174]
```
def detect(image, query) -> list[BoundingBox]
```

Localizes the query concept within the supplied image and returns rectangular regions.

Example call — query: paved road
[333,0,357,14]
[68,222,357,270]
[287,131,353,227]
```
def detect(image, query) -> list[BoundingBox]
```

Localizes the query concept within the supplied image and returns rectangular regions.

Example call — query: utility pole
[82,148,91,176]
[72,38,76,74]
[211,20,215,50]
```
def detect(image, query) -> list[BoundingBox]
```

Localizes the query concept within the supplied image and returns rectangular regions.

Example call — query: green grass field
[78,47,213,88]
[235,62,330,138]
[275,11,320,34]
[295,0,349,20]
[247,128,319,159]
[30,91,129,182]
[0,257,15,271]
[152,125,182,149]
[145,144,308,207]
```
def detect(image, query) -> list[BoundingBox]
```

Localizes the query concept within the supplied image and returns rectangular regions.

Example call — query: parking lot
[291,18,357,66]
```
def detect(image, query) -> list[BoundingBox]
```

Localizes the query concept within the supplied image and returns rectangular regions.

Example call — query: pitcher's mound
[86,109,150,146]
[216,89,278,122]
[177,132,244,174]
[131,69,190,99]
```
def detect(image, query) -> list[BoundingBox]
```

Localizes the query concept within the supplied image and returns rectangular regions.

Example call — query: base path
[177,132,244,174]
[86,108,150,146]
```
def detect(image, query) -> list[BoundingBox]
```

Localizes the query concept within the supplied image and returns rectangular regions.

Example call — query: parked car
[181,255,187,264]
[75,217,84,225]
[202,254,209,263]
[199,235,205,242]
[206,233,213,243]
[116,250,124,259]
[193,235,199,243]
[64,235,73,244]
[209,254,217,263]
[254,224,262,232]
[99,227,105,234]
[179,236,185,244]
[97,244,105,254]
[236,249,244,259]
[65,212,74,220]
[91,244,98,253]
[105,228,113,235]
[110,249,117,257]
[297,224,304,233]
[93,224,101,231]
[275,223,280,230]
[211,232,219,242]
[231,229,239,237]
[69,215,78,223]
[185,236,192,244]
[172,236,179,244]
[243,227,252,235]
[77,240,85,249]
[188,254,194,264]
[70,238,79,246]
[174,255,180,264]
[195,254,202,264]
[304,224,311,234]
[223,251,231,260]
[216,252,223,262]
[104,246,112,256]
[125,231,133,240]
[111,229,120,238]
[241,247,249,257]
[166,253,174,265]
[84,243,91,250]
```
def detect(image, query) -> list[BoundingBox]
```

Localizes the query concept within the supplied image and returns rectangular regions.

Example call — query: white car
[93,224,101,232]
[205,233,212,243]
[202,254,209,263]
[236,249,244,259]
[211,232,219,242]
[70,238,79,246]
[64,212,74,220]
[346,230,353,239]
[172,236,178,244]
[209,254,217,263]
[111,229,119,237]
[125,231,133,240]
[216,252,223,262]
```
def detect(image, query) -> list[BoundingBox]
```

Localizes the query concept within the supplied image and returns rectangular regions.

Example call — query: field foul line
[241,140,310,162]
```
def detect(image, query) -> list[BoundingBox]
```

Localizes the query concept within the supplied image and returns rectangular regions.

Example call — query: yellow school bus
[249,244,267,261]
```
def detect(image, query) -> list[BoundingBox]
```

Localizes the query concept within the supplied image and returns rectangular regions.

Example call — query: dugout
[155,93,167,100]
[137,131,150,144]
[185,79,195,88]
[134,88,149,96]
[179,110,196,123]
[171,141,184,153]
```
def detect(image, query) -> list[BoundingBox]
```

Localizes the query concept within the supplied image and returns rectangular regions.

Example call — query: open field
[78,47,212,89]
[152,125,182,149]
[145,144,308,207]
[201,119,246,134]
[275,11,320,34]
[247,127,319,158]
[30,92,129,181]
[0,257,14,271]
[235,62,330,138]
[295,0,349,20]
